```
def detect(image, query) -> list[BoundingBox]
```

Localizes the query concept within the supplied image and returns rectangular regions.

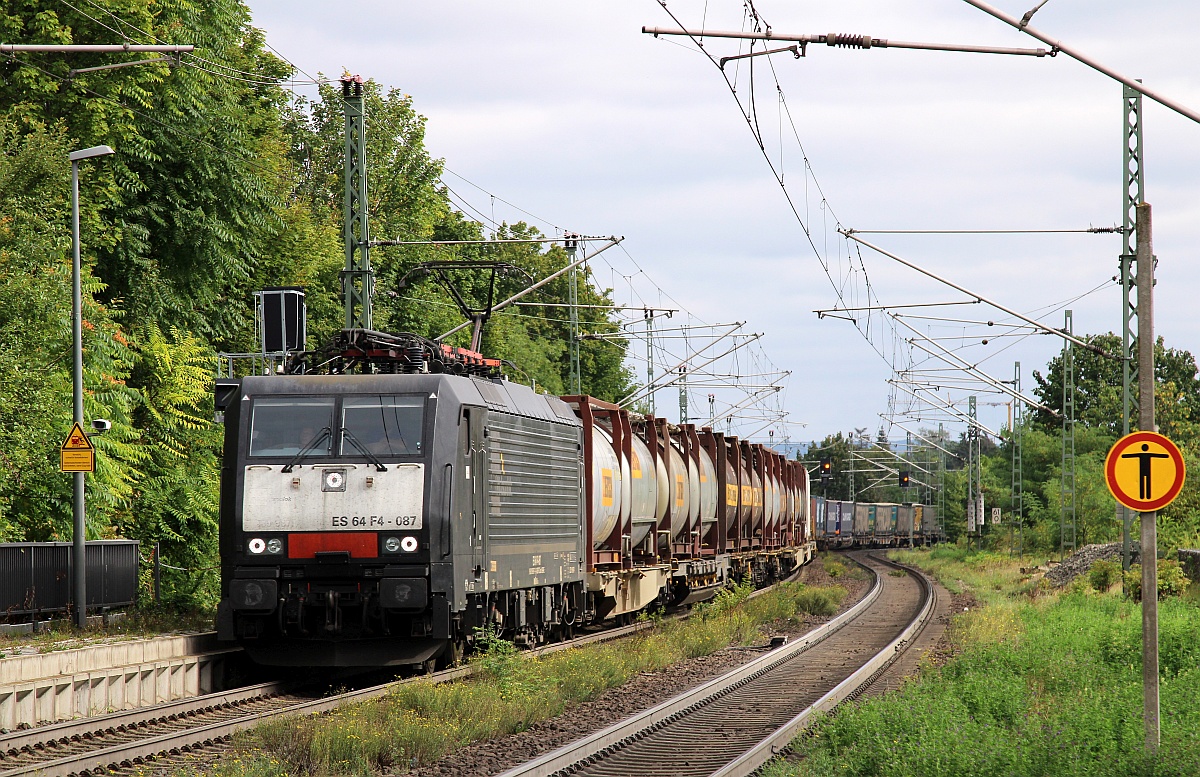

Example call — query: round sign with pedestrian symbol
[1104,431,1186,512]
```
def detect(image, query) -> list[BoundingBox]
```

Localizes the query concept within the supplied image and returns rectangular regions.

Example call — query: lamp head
[69,145,115,162]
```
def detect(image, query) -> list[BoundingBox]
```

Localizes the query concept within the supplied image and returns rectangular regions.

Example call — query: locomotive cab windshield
[248,395,424,459]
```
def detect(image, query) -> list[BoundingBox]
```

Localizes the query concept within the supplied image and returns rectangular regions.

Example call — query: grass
[188,580,846,777]
[0,605,213,656]
[761,546,1200,777]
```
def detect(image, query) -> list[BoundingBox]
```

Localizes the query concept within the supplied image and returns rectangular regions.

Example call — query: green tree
[0,123,143,542]
[1032,332,1200,436]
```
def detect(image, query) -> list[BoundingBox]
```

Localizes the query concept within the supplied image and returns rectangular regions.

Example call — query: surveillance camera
[91,419,111,433]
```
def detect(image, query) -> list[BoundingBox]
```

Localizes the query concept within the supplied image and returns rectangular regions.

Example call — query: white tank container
[667,444,691,539]
[776,475,786,533]
[750,468,763,534]
[655,449,670,525]
[764,473,777,533]
[686,447,701,532]
[724,460,740,531]
[697,447,717,534]
[591,426,623,549]
[629,435,657,547]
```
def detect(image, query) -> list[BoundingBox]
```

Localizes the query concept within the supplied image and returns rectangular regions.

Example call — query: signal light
[899,470,910,488]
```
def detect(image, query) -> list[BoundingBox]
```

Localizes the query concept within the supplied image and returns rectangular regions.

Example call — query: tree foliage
[978,331,1200,554]
[0,1,632,607]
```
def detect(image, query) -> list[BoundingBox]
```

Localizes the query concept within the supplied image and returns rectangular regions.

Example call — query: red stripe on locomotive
[287,532,379,558]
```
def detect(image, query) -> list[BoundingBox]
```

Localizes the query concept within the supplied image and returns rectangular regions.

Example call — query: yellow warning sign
[60,422,95,473]
[1104,431,1185,512]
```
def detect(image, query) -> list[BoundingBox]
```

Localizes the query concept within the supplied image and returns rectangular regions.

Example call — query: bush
[824,559,845,578]
[1160,560,1190,598]
[1124,560,1191,601]
[1089,559,1120,592]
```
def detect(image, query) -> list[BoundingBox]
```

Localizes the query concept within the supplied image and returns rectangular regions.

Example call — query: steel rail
[494,556,890,777]
[1,567,811,777]
[713,555,936,776]
[0,681,284,756]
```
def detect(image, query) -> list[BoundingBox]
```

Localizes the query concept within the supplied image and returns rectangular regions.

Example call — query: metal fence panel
[0,540,140,619]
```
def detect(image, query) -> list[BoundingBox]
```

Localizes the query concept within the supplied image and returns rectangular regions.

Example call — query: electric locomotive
[216,332,588,667]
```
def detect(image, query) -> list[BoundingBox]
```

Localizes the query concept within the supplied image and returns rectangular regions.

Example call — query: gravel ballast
[1044,542,1132,587]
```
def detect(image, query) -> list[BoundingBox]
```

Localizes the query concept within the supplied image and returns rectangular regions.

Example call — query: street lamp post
[69,144,113,629]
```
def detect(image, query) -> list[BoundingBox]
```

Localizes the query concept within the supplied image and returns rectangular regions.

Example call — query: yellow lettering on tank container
[630,449,642,479]
[601,469,614,507]
[726,484,739,507]
[675,475,685,507]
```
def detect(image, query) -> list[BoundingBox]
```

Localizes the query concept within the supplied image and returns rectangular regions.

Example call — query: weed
[888,569,907,578]
[216,581,845,776]
[771,548,1200,777]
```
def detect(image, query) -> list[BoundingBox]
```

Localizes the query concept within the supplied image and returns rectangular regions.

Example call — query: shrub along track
[496,551,935,777]
[0,566,808,777]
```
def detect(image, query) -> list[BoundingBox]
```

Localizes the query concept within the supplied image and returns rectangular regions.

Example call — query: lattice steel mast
[342,75,372,331]
[1061,310,1077,556]
[1011,361,1024,556]
[1121,84,1143,572]
[567,235,582,393]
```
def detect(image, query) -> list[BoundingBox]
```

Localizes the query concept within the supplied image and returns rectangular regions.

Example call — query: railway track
[497,551,935,777]
[0,569,803,777]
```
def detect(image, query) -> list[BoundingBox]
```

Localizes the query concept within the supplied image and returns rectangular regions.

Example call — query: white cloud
[247,0,1200,442]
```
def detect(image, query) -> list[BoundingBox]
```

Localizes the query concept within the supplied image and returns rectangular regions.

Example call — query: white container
[667,444,691,539]
[697,447,717,534]
[591,426,623,548]
[629,435,658,547]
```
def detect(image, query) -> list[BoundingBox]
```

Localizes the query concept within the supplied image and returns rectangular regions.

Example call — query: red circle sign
[1104,431,1186,512]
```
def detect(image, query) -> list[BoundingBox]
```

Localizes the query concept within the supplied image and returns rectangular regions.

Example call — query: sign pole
[71,156,87,630]
[67,144,112,629]
[1135,201,1159,753]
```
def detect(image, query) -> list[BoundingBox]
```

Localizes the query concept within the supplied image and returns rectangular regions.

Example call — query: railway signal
[898,470,910,488]
[819,458,831,484]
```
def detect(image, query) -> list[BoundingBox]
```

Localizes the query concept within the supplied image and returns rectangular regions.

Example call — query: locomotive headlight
[247,537,266,554]
[400,536,419,553]
[322,468,347,492]
[266,538,284,554]
[383,536,402,553]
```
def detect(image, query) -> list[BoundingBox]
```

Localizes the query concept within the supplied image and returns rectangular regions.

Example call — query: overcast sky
[244,0,1200,446]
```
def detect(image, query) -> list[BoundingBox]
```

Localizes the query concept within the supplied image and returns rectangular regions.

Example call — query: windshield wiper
[281,427,331,473]
[340,429,388,472]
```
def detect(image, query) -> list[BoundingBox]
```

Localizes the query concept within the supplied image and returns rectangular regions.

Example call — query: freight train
[812,497,944,550]
[215,329,816,668]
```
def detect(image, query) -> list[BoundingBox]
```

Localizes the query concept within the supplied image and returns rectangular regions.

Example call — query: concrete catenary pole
[1135,202,1159,753]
